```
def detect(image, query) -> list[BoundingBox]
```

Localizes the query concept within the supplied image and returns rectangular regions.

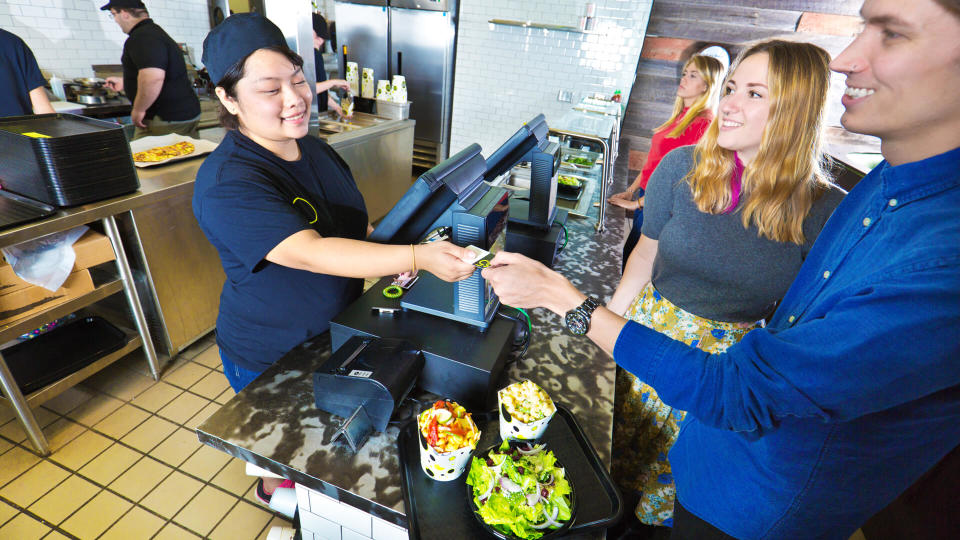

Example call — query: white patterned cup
[361,68,375,98]
[390,75,407,103]
[375,80,391,99]
[498,382,556,441]
[346,62,359,95]
[418,427,476,481]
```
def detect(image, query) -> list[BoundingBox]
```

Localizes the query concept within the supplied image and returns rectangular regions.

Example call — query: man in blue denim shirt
[481,0,960,538]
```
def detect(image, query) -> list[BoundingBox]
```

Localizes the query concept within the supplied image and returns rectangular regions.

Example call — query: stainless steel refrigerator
[334,0,458,168]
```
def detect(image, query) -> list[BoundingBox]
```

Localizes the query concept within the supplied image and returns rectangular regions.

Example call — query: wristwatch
[564,297,600,335]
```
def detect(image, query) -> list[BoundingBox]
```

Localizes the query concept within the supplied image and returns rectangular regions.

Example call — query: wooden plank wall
[619,0,879,185]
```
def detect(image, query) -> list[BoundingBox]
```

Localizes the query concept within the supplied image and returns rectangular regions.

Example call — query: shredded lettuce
[466,442,573,539]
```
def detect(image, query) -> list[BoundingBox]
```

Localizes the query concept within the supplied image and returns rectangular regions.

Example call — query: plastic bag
[1,225,89,291]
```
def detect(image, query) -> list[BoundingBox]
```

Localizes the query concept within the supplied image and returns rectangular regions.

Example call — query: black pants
[671,501,738,540]
[621,188,644,272]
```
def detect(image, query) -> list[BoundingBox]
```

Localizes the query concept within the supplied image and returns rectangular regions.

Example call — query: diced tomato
[428,420,439,446]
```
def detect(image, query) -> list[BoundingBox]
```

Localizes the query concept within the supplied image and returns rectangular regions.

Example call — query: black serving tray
[556,182,583,201]
[0,189,56,230]
[0,316,127,397]
[398,404,622,539]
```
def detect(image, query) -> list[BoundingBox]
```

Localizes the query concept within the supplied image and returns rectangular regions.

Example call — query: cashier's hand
[130,108,148,128]
[607,191,642,211]
[481,252,585,316]
[329,79,351,92]
[418,241,476,282]
[104,76,123,92]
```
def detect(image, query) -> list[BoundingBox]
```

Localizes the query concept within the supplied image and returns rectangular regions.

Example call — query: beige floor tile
[0,460,70,507]
[66,392,125,427]
[130,381,183,412]
[0,446,42,487]
[28,474,100,526]
[41,530,71,540]
[120,415,178,453]
[185,401,222,430]
[211,457,258,497]
[154,522,201,539]
[140,470,204,519]
[0,407,58,443]
[0,513,50,539]
[190,370,230,399]
[258,516,293,540]
[99,505,166,540]
[60,490,132,539]
[43,418,88,453]
[215,387,235,405]
[78,443,142,485]
[109,456,173,502]
[85,366,156,402]
[164,362,213,390]
[208,499,273,540]
[174,485,238,537]
[152,427,203,468]
[40,386,96,416]
[191,343,220,367]
[0,437,13,455]
[93,403,150,439]
[0,499,17,524]
[179,443,232,481]
[50,429,112,470]
[157,392,210,426]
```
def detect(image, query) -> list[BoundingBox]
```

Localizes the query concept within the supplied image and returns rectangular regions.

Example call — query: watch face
[565,311,588,335]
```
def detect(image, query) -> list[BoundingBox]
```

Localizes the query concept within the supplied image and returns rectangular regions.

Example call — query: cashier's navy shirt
[0,29,46,117]
[193,130,367,372]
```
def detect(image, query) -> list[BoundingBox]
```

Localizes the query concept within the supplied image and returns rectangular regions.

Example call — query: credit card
[392,274,419,289]
[464,245,495,268]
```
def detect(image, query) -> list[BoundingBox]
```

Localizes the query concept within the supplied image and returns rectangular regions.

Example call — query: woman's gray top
[640,146,846,323]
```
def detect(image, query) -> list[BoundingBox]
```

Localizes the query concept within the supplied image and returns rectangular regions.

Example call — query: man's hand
[104,76,124,92]
[481,251,585,315]
[131,108,148,128]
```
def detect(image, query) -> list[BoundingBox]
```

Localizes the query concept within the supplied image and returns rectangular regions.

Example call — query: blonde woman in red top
[609,54,726,269]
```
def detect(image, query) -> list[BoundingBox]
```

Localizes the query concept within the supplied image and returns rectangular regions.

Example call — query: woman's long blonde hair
[657,54,726,138]
[686,40,832,245]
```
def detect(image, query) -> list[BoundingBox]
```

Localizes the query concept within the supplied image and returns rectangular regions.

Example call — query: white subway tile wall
[0,0,212,79]
[450,0,653,156]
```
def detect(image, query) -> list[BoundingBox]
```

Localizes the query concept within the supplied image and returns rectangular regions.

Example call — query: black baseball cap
[202,12,288,85]
[312,13,329,40]
[100,0,146,10]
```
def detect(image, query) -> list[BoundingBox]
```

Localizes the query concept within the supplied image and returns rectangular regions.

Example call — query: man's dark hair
[216,45,304,130]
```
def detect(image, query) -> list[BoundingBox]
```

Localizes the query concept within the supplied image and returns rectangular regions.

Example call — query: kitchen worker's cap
[202,12,288,85]
[100,0,146,10]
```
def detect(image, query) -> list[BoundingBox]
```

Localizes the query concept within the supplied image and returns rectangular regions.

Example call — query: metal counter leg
[0,353,50,455]
[597,138,610,233]
[103,214,161,380]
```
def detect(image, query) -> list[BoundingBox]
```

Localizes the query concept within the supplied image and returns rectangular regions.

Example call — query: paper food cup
[390,75,407,103]
[498,381,557,441]
[361,68,375,98]
[418,427,475,481]
[375,80,391,99]
[346,62,359,95]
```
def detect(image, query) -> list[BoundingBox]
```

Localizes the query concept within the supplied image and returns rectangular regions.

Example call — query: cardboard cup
[418,428,476,481]
[498,386,556,441]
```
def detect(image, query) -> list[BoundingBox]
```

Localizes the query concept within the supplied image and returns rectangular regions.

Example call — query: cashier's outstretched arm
[481,251,626,355]
[265,229,477,282]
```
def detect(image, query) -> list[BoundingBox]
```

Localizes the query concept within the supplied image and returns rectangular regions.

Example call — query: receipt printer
[313,336,423,451]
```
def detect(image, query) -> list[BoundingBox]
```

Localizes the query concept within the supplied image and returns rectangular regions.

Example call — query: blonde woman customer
[608,54,726,270]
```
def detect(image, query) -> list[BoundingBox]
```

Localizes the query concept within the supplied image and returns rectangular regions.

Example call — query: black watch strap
[565,296,600,335]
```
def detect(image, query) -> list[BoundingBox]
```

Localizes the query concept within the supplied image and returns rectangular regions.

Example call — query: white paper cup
[346,62,359,95]
[361,68,375,98]
[498,382,556,441]
[376,79,391,99]
[418,428,475,481]
[390,75,407,103]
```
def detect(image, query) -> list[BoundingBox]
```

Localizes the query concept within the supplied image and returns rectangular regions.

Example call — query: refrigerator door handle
[396,51,402,76]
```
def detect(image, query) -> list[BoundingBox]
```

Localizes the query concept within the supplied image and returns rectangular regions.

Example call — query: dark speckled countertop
[197,190,628,531]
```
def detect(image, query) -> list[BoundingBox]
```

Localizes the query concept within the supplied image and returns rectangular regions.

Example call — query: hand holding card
[463,245,496,268]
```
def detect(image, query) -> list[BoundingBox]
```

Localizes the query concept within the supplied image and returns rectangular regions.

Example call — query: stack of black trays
[0,113,139,207]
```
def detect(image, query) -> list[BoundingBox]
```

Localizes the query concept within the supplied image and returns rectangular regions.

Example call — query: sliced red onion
[480,477,496,501]
[525,492,540,506]
[515,443,544,455]
[499,476,522,493]
[530,505,560,529]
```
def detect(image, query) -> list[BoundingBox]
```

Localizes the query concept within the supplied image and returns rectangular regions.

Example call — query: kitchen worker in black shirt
[100,0,201,140]
[0,28,55,117]
[312,13,349,117]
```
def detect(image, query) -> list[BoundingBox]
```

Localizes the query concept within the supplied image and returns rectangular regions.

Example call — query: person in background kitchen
[99,0,201,139]
[0,28,55,117]
[481,0,960,538]
[610,40,846,539]
[607,54,725,272]
[194,13,476,504]
[312,13,350,118]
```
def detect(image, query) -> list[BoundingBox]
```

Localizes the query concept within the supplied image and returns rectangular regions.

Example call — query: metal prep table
[549,110,618,232]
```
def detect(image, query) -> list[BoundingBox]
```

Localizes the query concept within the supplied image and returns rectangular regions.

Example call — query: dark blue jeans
[220,350,264,393]
[621,188,645,272]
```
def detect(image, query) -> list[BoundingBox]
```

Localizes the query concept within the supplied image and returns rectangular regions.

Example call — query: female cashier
[607,54,725,270]
[193,13,476,395]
